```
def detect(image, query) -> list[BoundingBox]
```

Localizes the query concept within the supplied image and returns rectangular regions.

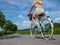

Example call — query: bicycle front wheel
[40,17,54,40]
[30,23,37,38]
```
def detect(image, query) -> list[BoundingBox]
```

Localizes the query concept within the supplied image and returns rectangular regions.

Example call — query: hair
[34,0,42,4]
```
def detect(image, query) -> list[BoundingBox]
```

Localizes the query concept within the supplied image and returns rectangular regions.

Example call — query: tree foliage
[0,10,17,32]
[54,23,60,28]
[0,11,5,28]
[4,20,17,31]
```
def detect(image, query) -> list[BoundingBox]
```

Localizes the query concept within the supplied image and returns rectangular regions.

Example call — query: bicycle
[29,14,54,40]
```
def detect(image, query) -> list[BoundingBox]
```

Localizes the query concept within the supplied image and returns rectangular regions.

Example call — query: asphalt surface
[0,34,60,45]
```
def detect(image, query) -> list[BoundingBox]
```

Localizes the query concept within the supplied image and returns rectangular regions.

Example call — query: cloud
[5,0,30,6]
[6,0,20,5]
[17,21,31,29]
[14,22,23,29]
[18,15,24,19]
[0,0,6,2]
[45,11,60,16]
[43,0,60,12]
[43,0,57,8]
[50,11,60,16]
[14,23,19,26]
[23,21,31,26]
[45,11,49,15]
[55,17,60,23]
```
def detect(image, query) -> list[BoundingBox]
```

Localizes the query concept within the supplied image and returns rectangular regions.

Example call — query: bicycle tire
[30,22,37,38]
[39,16,54,40]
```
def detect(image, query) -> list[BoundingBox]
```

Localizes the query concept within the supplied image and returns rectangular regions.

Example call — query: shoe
[34,25,38,28]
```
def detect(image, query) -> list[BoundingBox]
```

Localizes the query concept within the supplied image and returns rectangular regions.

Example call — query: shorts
[33,8,45,18]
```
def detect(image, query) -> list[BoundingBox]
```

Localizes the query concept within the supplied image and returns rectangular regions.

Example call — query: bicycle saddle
[39,12,45,16]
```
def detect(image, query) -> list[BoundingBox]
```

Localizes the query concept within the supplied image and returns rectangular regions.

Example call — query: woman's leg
[32,15,38,27]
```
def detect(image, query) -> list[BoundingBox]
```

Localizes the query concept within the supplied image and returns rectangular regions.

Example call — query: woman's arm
[28,3,35,15]
[29,7,33,14]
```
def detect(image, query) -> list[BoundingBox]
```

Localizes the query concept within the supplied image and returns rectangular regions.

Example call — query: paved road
[0,34,60,45]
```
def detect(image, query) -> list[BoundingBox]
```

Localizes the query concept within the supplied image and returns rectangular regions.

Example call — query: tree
[0,11,5,29]
[0,10,17,32]
[4,20,17,32]
[54,23,60,28]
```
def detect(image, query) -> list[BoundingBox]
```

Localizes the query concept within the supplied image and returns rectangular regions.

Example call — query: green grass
[0,28,60,36]
[17,28,60,35]
[0,31,16,36]
[17,29,30,34]
[54,28,60,34]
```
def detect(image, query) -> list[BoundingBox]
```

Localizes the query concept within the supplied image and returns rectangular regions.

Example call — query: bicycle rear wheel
[40,17,54,40]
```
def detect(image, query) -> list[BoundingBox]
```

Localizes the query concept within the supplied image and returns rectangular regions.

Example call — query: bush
[0,31,16,36]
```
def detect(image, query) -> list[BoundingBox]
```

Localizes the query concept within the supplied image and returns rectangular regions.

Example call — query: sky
[0,0,60,30]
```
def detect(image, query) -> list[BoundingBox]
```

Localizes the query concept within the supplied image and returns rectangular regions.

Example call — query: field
[0,27,60,36]
[17,28,60,35]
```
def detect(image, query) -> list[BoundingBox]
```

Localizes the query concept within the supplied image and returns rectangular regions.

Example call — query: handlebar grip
[28,14,33,20]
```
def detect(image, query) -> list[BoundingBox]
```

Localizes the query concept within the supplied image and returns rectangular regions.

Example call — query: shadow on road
[0,35,56,40]
[35,36,56,40]
[0,35,22,40]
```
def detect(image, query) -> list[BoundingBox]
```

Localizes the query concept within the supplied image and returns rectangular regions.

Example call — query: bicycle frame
[35,16,47,32]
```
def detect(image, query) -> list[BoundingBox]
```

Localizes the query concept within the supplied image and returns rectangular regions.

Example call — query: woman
[28,0,45,28]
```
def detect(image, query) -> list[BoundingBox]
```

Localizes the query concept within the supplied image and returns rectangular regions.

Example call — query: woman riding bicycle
[28,0,45,28]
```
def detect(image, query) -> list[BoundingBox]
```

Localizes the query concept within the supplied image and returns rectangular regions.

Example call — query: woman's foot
[34,24,38,28]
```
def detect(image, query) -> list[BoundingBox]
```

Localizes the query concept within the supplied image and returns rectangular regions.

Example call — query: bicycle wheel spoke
[30,23,37,38]
[40,17,54,39]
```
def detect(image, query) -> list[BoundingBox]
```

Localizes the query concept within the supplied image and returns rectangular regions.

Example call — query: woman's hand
[27,12,33,20]
[27,11,32,16]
